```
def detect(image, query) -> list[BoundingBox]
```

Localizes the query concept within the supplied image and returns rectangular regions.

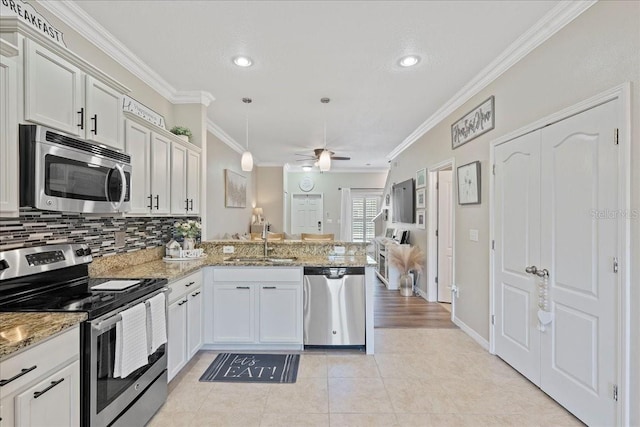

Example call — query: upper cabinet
[24,39,125,150]
[0,40,19,217]
[171,142,201,215]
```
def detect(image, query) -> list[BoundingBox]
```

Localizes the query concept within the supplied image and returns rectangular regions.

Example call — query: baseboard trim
[415,287,428,300]
[453,315,490,351]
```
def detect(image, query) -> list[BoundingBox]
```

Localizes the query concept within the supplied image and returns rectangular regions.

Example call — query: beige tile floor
[149,329,583,426]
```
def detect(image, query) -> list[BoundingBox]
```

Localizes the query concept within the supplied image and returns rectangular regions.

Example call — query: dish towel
[146,292,167,355]
[114,303,149,378]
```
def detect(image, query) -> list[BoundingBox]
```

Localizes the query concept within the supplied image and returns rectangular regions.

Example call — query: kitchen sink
[223,256,298,263]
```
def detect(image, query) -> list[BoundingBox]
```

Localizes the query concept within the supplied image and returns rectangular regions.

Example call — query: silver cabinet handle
[525,266,538,274]
[535,268,549,278]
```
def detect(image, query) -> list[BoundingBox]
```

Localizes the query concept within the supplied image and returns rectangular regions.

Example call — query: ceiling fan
[295,148,351,162]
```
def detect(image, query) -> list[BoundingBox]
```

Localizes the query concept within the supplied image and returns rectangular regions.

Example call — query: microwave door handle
[108,164,127,210]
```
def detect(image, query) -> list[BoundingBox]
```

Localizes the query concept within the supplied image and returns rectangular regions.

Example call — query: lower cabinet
[0,326,80,427]
[204,267,302,348]
[167,270,203,381]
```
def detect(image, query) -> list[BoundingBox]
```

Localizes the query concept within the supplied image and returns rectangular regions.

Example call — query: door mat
[199,353,300,383]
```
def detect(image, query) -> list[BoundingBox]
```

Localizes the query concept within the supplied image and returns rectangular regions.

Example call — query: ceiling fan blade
[331,156,351,160]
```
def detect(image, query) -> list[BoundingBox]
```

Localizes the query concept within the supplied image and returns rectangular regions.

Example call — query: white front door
[437,170,454,303]
[538,100,618,425]
[493,100,619,426]
[291,194,324,235]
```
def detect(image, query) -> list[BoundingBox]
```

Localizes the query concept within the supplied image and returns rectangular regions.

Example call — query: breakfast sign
[1,0,66,47]
[451,96,495,149]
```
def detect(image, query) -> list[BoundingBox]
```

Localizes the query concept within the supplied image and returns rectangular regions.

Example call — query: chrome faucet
[261,223,269,256]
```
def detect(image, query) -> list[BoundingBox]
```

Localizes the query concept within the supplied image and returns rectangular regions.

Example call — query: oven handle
[91,287,169,332]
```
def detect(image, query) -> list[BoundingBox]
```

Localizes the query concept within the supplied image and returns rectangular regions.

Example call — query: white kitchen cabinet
[167,270,203,381]
[205,267,303,349]
[0,42,19,217]
[0,326,80,427]
[14,360,80,427]
[211,284,256,343]
[171,143,201,215]
[259,284,302,343]
[24,39,124,150]
[124,118,171,215]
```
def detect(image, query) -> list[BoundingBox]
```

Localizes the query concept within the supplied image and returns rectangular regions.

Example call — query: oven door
[87,294,167,426]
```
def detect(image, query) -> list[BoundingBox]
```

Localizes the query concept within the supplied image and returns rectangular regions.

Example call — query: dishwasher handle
[304,266,364,278]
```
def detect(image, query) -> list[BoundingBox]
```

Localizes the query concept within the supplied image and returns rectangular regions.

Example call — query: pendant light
[241,97,253,171]
[318,97,331,172]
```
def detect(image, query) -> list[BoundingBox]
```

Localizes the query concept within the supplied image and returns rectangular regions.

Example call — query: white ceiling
[72,0,559,171]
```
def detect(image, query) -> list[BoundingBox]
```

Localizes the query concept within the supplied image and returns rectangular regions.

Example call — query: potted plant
[173,219,201,250]
[388,244,424,296]
[170,126,192,143]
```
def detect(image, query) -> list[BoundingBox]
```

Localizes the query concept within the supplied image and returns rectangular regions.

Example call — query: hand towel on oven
[146,292,167,355]
[114,303,149,378]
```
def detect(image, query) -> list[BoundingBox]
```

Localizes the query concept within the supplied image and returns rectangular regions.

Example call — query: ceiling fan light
[241,151,253,171]
[318,150,331,171]
[302,165,312,172]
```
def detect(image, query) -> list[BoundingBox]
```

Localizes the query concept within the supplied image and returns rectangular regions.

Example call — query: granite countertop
[92,254,376,280]
[0,312,87,360]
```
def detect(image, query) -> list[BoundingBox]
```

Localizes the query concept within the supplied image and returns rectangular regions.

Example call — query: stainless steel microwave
[19,125,132,214]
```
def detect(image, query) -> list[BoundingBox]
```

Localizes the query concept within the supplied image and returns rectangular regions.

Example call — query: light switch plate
[333,246,346,255]
[469,229,479,242]
[223,246,235,254]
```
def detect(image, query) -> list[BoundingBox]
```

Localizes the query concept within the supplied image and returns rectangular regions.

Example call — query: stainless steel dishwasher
[303,266,365,346]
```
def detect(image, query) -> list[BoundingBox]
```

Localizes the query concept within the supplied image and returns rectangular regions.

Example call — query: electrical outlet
[333,246,345,255]
[223,246,235,254]
[115,231,126,247]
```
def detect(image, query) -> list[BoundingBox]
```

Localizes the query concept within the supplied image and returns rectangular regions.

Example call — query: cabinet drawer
[168,270,202,303]
[0,326,78,397]
[212,267,301,282]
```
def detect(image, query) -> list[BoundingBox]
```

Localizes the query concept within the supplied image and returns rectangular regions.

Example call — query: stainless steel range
[0,244,168,426]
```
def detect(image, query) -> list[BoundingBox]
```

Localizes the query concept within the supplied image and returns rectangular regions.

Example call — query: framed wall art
[225,169,247,208]
[416,188,426,209]
[416,209,426,229]
[457,161,481,205]
[416,168,426,189]
[451,96,494,149]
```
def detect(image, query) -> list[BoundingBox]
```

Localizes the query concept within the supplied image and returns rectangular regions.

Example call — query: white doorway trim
[489,83,631,425]
[426,158,456,317]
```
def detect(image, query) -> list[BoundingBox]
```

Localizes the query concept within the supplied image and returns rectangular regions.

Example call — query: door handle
[33,378,65,399]
[154,195,160,210]
[77,108,84,130]
[525,266,538,275]
[535,268,549,278]
[185,198,189,211]
[0,365,37,387]
[91,114,98,134]
[317,220,321,231]
[189,199,194,211]
[147,194,153,210]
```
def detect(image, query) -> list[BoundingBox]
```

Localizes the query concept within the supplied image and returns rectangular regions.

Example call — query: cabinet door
[187,287,203,359]
[85,76,123,149]
[186,149,201,214]
[24,39,83,136]
[124,119,152,214]
[170,142,188,215]
[259,284,302,343]
[15,360,80,427]
[212,284,256,343]
[0,53,18,216]
[150,133,171,214]
[168,297,188,381]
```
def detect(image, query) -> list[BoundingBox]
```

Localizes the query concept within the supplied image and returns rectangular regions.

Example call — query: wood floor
[373,279,456,329]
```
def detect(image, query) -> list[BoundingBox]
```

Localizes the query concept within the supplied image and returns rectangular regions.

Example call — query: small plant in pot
[388,245,424,296]
[170,126,192,142]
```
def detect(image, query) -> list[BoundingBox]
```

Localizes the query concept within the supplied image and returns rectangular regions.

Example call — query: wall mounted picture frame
[416,168,426,189]
[416,209,426,229]
[225,169,247,208]
[451,96,495,149]
[416,188,426,209]
[457,161,481,205]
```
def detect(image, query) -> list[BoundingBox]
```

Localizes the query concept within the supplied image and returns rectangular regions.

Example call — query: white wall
[286,171,388,236]
[256,166,284,232]
[384,2,639,422]
[205,131,256,238]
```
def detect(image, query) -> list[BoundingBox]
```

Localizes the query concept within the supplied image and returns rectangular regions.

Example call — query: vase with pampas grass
[388,244,424,296]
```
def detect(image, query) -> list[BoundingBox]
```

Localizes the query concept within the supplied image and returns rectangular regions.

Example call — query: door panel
[437,170,453,303]
[291,194,323,235]
[494,131,541,385]
[539,100,617,425]
[124,120,151,214]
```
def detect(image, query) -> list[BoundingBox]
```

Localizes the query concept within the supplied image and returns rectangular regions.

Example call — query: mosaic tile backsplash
[0,208,200,258]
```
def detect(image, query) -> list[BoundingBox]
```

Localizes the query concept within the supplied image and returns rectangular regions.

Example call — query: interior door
[437,170,454,303]
[494,131,542,385]
[291,194,323,235]
[539,100,618,425]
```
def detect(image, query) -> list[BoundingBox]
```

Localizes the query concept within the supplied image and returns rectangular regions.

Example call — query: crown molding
[387,0,597,160]
[173,91,216,107]
[206,118,245,154]
[37,0,182,102]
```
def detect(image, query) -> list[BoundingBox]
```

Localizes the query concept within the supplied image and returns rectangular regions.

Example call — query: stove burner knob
[0,259,9,271]
[75,249,84,257]
[84,248,92,256]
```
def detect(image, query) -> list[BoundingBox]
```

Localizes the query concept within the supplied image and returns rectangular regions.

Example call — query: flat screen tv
[392,178,414,224]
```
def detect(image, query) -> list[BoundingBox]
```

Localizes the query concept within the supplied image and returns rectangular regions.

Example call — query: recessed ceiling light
[233,56,252,67]
[399,55,420,67]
